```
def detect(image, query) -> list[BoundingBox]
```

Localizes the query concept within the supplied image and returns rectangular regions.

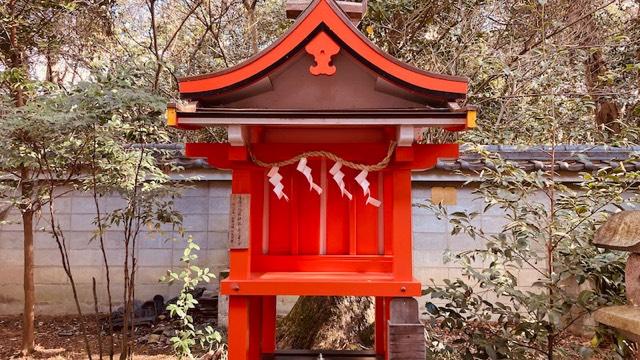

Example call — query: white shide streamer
[296,158,323,195]
[355,170,382,207]
[268,167,289,201]
[329,162,353,200]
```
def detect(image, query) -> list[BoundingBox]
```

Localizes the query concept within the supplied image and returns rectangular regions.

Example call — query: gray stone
[594,305,640,342]
[626,254,640,306]
[147,334,162,344]
[593,211,640,252]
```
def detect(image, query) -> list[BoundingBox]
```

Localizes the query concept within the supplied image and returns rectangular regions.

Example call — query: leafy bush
[162,235,227,359]
[420,147,636,359]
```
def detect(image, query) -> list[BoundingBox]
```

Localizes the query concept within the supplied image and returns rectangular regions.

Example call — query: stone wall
[0,179,541,316]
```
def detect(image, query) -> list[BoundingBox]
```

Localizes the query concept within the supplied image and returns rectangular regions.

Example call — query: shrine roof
[177,0,469,103]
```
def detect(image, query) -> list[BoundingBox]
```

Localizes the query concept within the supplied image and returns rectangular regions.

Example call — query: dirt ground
[0,315,179,360]
[0,315,628,359]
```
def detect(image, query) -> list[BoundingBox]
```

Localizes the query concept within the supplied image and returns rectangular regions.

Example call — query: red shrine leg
[375,297,392,360]
[228,296,250,360]
[229,296,266,360]
[261,296,277,354]
[248,297,263,360]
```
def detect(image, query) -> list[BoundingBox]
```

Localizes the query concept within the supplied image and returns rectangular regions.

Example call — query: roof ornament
[305,32,341,76]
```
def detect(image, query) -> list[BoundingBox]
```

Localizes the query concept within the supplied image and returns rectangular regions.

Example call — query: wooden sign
[229,194,250,249]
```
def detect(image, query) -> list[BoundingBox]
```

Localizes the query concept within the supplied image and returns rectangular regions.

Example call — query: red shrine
[168,0,475,359]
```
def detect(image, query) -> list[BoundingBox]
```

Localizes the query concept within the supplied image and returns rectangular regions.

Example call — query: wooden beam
[177,116,467,127]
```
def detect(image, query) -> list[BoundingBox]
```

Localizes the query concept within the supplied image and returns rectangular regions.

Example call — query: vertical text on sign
[229,194,251,249]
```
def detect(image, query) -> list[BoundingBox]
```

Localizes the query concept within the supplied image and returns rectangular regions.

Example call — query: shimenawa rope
[248,142,398,172]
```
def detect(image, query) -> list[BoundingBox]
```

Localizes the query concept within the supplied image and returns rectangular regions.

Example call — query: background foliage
[2,0,640,359]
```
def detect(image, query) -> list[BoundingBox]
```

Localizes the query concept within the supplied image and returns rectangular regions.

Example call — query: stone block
[448,233,481,251]
[414,267,449,285]
[70,249,109,267]
[518,269,542,287]
[34,213,71,231]
[208,215,229,232]
[136,231,175,249]
[33,249,61,266]
[209,196,231,215]
[102,196,128,212]
[0,249,26,266]
[411,184,431,200]
[1,266,24,285]
[182,214,208,232]
[174,196,210,215]
[0,231,23,249]
[412,214,448,233]
[413,232,448,251]
[204,250,229,267]
[482,215,509,234]
[135,267,170,284]
[70,213,99,231]
[35,266,103,285]
[209,182,232,198]
[67,231,99,250]
[71,196,98,214]
[51,197,72,214]
[181,185,210,198]
[0,284,24,308]
[207,231,229,250]
[188,232,208,248]
[34,231,61,249]
[413,250,447,267]
[137,249,173,267]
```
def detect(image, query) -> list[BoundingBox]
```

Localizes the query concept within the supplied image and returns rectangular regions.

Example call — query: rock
[163,329,177,338]
[593,211,640,252]
[57,330,75,337]
[147,334,162,344]
[626,253,640,305]
[152,324,166,334]
[201,349,224,360]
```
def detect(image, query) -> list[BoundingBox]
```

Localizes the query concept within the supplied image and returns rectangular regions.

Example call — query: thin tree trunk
[93,278,104,360]
[20,167,35,355]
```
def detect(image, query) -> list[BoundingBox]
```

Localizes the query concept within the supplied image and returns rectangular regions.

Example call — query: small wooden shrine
[168,0,475,359]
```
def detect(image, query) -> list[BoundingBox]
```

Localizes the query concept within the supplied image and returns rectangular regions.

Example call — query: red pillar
[391,170,413,281]
[375,296,392,360]
[261,296,277,354]
[228,296,250,360]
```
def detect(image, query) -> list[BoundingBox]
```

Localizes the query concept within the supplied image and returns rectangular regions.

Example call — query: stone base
[594,305,640,343]
[388,298,425,360]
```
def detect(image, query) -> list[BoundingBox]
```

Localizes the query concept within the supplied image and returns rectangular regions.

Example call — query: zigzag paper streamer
[355,170,382,207]
[329,162,352,200]
[296,158,323,195]
[268,167,289,201]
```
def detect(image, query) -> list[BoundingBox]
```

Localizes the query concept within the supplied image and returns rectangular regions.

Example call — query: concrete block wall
[0,180,543,316]
[0,182,231,315]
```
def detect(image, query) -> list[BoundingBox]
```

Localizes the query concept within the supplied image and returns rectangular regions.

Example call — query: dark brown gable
[200,49,430,109]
